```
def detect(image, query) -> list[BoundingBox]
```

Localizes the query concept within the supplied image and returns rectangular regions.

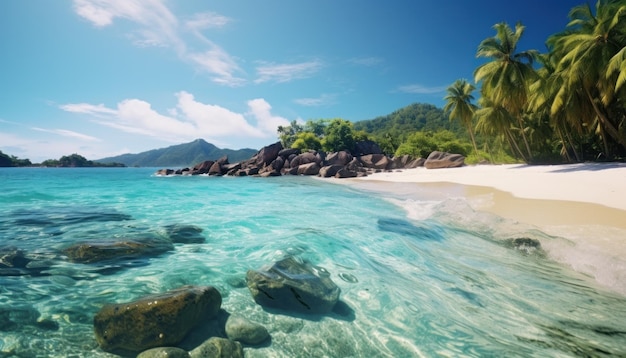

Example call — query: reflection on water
[0,168,625,357]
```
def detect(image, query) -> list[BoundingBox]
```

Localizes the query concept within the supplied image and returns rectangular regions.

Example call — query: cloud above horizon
[254,60,323,84]
[60,91,290,145]
[396,83,448,94]
[73,0,245,85]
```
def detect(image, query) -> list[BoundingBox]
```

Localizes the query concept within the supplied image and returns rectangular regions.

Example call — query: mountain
[97,139,258,167]
[353,103,463,139]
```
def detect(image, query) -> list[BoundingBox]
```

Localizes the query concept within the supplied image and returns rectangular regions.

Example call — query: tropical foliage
[41,154,125,167]
[0,151,32,167]
[450,0,626,163]
[278,118,367,153]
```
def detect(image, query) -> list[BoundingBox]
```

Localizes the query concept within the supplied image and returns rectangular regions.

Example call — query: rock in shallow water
[136,346,190,358]
[63,238,174,264]
[93,285,222,354]
[246,256,341,314]
[225,315,269,345]
[189,337,243,358]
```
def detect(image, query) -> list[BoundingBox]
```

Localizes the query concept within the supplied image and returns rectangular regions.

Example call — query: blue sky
[1,0,585,162]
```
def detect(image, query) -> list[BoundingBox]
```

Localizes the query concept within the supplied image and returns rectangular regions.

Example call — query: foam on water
[1,168,626,357]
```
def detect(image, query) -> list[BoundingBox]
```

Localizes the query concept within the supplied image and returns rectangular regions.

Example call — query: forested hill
[353,103,462,138]
[97,139,257,167]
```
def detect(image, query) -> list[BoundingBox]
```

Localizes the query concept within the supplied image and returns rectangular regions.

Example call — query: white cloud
[175,91,262,137]
[31,127,101,142]
[397,84,447,94]
[185,12,231,30]
[188,47,245,86]
[72,0,244,85]
[60,92,290,145]
[60,103,117,116]
[293,94,336,107]
[246,99,291,134]
[255,60,323,84]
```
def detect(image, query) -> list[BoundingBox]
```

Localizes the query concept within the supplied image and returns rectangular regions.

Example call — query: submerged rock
[246,257,341,314]
[225,315,269,345]
[93,285,222,354]
[63,238,174,264]
[189,337,243,358]
[136,347,190,358]
[504,237,544,256]
[164,224,205,244]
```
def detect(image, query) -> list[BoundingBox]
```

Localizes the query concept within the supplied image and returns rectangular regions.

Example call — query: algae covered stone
[93,285,221,354]
[246,256,340,314]
[189,337,243,358]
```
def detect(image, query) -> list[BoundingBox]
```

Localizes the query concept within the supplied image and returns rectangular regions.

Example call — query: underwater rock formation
[246,257,341,314]
[93,285,222,354]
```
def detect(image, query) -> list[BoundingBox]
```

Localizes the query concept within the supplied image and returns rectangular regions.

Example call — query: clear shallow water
[1,168,625,357]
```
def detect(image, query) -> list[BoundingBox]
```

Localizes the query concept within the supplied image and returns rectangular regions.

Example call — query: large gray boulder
[93,285,222,354]
[359,154,391,170]
[255,142,283,167]
[246,257,341,314]
[290,152,320,168]
[424,151,465,169]
[325,151,353,166]
[318,165,344,178]
[297,162,320,176]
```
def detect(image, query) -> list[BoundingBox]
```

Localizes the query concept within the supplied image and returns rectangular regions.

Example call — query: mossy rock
[94,285,222,354]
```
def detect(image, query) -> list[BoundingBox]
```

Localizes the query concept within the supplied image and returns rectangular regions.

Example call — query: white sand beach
[341,162,626,295]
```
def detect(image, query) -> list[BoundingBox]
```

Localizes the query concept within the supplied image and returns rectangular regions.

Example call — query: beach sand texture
[341,162,626,295]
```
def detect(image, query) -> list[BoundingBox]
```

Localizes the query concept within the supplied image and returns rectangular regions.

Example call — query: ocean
[1,167,625,357]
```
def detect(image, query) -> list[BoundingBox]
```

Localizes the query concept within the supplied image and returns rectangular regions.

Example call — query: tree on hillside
[474,22,538,162]
[444,79,479,153]
[277,120,303,148]
[322,119,356,152]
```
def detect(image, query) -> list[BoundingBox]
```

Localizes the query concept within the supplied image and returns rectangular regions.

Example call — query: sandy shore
[338,162,626,295]
[352,163,626,210]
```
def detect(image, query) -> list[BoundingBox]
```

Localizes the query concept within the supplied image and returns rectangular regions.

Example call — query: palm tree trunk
[505,128,528,162]
[468,126,479,153]
[585,87,626,152]
[516,114,533,161]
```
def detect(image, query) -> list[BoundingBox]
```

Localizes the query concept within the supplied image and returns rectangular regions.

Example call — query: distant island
[0,151,125,168]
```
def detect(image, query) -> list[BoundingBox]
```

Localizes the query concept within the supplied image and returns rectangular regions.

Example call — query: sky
[0,0,586,162]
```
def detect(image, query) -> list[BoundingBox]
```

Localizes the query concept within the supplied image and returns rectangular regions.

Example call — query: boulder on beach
[246,256,341,314]
[93,285,222,354]
[424,151,465,169]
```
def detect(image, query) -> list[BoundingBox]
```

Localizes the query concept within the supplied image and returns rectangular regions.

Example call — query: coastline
[334,163,626,295]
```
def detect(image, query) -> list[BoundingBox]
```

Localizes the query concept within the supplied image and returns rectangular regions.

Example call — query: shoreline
[333,163,626,295]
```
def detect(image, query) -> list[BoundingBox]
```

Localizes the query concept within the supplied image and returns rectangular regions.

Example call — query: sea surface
[1,167,625,357]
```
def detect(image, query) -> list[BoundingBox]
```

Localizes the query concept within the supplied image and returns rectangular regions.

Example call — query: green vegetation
[446,0,626,163]
[278,118,367,153]
[0,151,32,167]
[276,1,625,165]
[41,154,125,167]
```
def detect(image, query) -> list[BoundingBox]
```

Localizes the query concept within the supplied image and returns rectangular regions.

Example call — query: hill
[97,139,257,167]
[353,103,463,139]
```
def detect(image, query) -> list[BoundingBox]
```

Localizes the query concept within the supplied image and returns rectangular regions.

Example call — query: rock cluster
[156,142,465,178]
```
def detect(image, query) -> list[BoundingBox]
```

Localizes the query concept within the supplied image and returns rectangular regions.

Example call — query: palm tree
[474,22,538,161]
[444,79,479,153]
[475,97,526,161]
[549,0,626,155]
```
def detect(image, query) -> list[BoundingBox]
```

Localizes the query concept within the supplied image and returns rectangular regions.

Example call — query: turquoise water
[1,168,625,357]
